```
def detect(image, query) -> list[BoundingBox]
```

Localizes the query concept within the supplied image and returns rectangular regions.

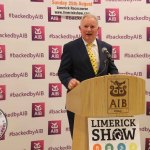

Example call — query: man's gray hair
[80,13,99,26]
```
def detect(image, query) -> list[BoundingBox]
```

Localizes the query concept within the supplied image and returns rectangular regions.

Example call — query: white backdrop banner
[0,0,150,150]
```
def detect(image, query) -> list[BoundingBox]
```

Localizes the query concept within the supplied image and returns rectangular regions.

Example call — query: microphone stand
[96,59,109,77]
[96,56,115,77]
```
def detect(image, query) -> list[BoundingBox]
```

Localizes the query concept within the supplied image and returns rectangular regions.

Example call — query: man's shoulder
[97,39,112,48]
[65,38,82,46]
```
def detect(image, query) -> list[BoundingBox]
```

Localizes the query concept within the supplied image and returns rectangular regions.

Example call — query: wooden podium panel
[72,115,88,150]
[66,75,145,117]
[66,75,145,150]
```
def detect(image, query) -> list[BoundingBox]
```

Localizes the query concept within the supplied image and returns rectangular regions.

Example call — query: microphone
[102,47,112,61]
[96,48,114,76]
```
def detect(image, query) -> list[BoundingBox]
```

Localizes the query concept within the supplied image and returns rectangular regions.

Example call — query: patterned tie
[86,43,98,75]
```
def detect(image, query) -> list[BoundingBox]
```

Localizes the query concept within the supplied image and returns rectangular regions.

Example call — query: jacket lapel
[97,40,107,74]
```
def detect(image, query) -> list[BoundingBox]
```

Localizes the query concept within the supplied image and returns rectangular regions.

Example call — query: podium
[66,75,145,150]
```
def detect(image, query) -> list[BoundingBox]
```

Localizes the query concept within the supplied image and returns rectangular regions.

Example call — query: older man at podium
[58,13,118,138]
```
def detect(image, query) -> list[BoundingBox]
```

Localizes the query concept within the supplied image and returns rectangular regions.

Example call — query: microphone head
[102,47,108,53]
[102,47,112,61]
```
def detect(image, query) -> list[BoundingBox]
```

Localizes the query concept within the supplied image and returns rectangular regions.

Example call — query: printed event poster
[88,117,141,150]
[50,0,93,16]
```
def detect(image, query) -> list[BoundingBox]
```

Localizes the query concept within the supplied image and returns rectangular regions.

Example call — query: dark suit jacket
[58,38,118,89]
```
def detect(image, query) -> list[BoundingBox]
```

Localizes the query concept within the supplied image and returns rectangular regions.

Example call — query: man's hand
[68,78,80,90]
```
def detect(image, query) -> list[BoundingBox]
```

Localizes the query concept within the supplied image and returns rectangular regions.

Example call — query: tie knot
[87,43,93,47]
[86,43,93,51]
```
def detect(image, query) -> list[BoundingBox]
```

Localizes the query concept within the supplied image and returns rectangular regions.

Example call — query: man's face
[79,16,99,44]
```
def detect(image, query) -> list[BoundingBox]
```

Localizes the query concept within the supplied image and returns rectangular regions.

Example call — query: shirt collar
[82,38,97,46]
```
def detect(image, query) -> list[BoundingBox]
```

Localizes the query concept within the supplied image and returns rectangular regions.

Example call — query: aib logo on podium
[105,8,119,23]
[107,79,129,114]
[31,140,44,150]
